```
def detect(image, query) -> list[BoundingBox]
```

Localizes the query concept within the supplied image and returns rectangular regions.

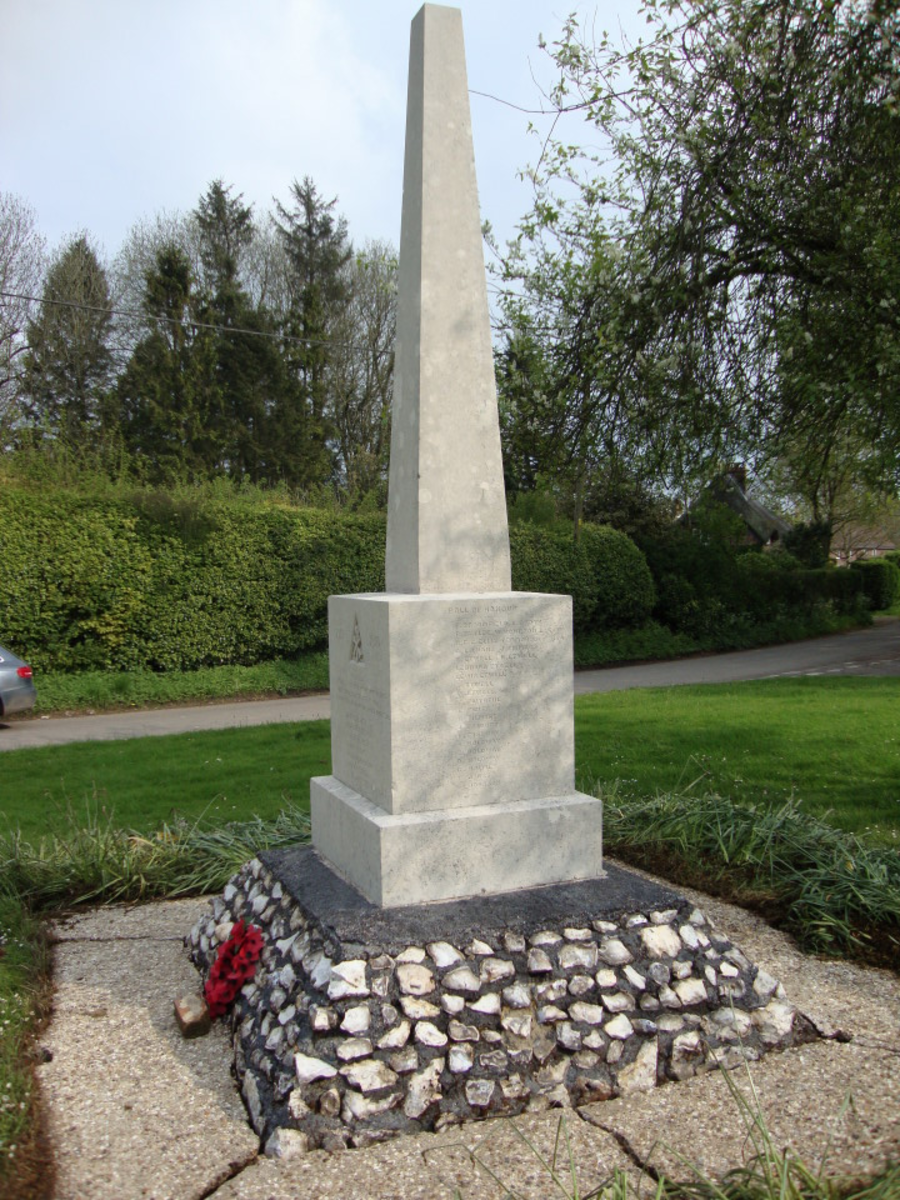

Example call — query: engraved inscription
[335,675,387,802]
[452,607,553,794]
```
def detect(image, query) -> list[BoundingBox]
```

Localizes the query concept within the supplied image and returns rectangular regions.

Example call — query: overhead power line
[0,289,365,351]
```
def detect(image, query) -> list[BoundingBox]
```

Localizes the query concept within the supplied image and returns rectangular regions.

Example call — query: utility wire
[0,289,368,351]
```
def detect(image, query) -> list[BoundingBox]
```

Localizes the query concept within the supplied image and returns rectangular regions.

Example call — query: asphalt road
[1,617,897,752]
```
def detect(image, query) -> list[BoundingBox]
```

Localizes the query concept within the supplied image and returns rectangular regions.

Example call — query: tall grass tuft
[600,790,900,965]
[0,803,311,913]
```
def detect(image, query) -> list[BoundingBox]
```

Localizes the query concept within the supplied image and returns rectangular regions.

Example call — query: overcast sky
[2,1,641,265]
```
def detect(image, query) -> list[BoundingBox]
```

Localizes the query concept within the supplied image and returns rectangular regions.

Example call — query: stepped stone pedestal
[311,591,603,906]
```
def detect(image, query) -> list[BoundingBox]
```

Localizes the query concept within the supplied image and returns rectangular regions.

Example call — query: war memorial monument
[187,4,811,1155]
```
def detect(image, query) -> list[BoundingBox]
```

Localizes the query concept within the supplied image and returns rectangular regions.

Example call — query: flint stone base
[186,847,817,1153]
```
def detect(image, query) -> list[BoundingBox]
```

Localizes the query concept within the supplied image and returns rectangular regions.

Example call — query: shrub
[851,557,900,610]
[577,523,656,629]
[509,524,597,629]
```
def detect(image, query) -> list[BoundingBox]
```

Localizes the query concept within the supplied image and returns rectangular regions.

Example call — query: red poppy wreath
[204,919,264,1019]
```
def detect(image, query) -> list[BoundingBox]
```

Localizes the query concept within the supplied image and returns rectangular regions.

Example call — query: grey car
[0,643,37,717]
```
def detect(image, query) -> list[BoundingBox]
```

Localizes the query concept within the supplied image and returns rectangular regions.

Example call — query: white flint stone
[753,1000,795,1043]
[670,1030,705,1079]
[397,946,426,964]
[559,943,598,971]
[624,965,646,990]
[390,1046,419,1074]
[563,926,592,941]
[650,909,679,925]
[342,1090,401,1122]
[537,1005,567,1024]
[415,1021,448,1047]
[328,960,368,1000]
[529,930,562,946]
[598,938,632,966]
[397,963,435,995]
[536,979,568,1003]
[556,1023,582,1050]
[569,1002,605,1025]
[466,1079,495,1108]
[340,1058,399,1093]
[336,1038,373,1062]
[340,1004,371,1034]
[674,978,708,1007]
[448,1019,480,1042]
[671,960,693,980]
[753,969,779,999]
[705,966,718,985]
[720,961,740,978]
[626,914,648,928]
[468,939,493,956]
[679,924,701,950]
[265,1127,309,1158]
[583,1030,606,1050]
[501,1074,530,1100]
[294,1053,337,1085]
[657,1013,685,1032]
[595,968,618,989]
[602,991,634,1013]
[568,975,594,996]
[278,1003,296,1026]
[607,1040,623,1065]
[502,983,531,1008]
[617,1039,658,1095]
[401,996,441,1019]
[480,957,515,983]
[381,1003,399,1026]
[306,952,333,990]
[469,992,501,1015]
[689,908,707,925]
[503,932,526,953]
[593,920,617,933]
[604,1013,634,1040]
[449,1044,475,1073]
[427,941,463,968]
[404,1057,444,1118]
[441,993,465,1014]
[377,1020,411,1050]
[443,966,482,993]
[287,1092,311,1119]
[371,974,391,998]
[214,920,235,943]
[501,1012,533,1039]
[527,948,553,973]
[640,925,683,959]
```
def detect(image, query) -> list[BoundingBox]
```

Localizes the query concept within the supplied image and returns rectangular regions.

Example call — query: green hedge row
[851,557,900,610]
[0,488,655,672]
[0,490,386,672]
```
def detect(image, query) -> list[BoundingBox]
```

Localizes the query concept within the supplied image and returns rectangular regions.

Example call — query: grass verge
[32,653,330,715]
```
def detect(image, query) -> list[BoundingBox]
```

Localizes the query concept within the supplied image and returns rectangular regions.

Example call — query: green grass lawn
[1,677,897,847]
[575,677,900,844]
[0,720,331,844]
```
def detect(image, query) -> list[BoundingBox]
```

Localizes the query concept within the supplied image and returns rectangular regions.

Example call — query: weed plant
[601,790,900,966]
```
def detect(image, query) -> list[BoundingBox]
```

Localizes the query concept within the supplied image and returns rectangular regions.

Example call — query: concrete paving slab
[36,875,900,1200]
[38,897,258,1200]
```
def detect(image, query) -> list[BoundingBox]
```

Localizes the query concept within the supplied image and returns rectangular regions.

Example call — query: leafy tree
[117,244,220,481]
[327,241,396,501]
[20,234,113,448]
[0,193,45,439]
[273,176,353,488]
[502,0,900,503]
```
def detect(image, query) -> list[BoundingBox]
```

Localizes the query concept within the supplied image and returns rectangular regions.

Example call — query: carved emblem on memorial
[350,616,365,665]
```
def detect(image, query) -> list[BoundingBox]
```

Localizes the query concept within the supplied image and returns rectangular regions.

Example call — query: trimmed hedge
[0,486,657,672]
[0,489,384,672]
[851,557,900,610]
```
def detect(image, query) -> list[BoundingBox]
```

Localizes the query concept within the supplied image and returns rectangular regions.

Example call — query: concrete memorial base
[186,848,817,1155]
[312,592,603,906]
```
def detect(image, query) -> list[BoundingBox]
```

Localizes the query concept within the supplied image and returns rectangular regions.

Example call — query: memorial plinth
[310,3,603,905]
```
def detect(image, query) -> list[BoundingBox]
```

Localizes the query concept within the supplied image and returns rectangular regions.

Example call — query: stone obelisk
[311,3,604,906]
